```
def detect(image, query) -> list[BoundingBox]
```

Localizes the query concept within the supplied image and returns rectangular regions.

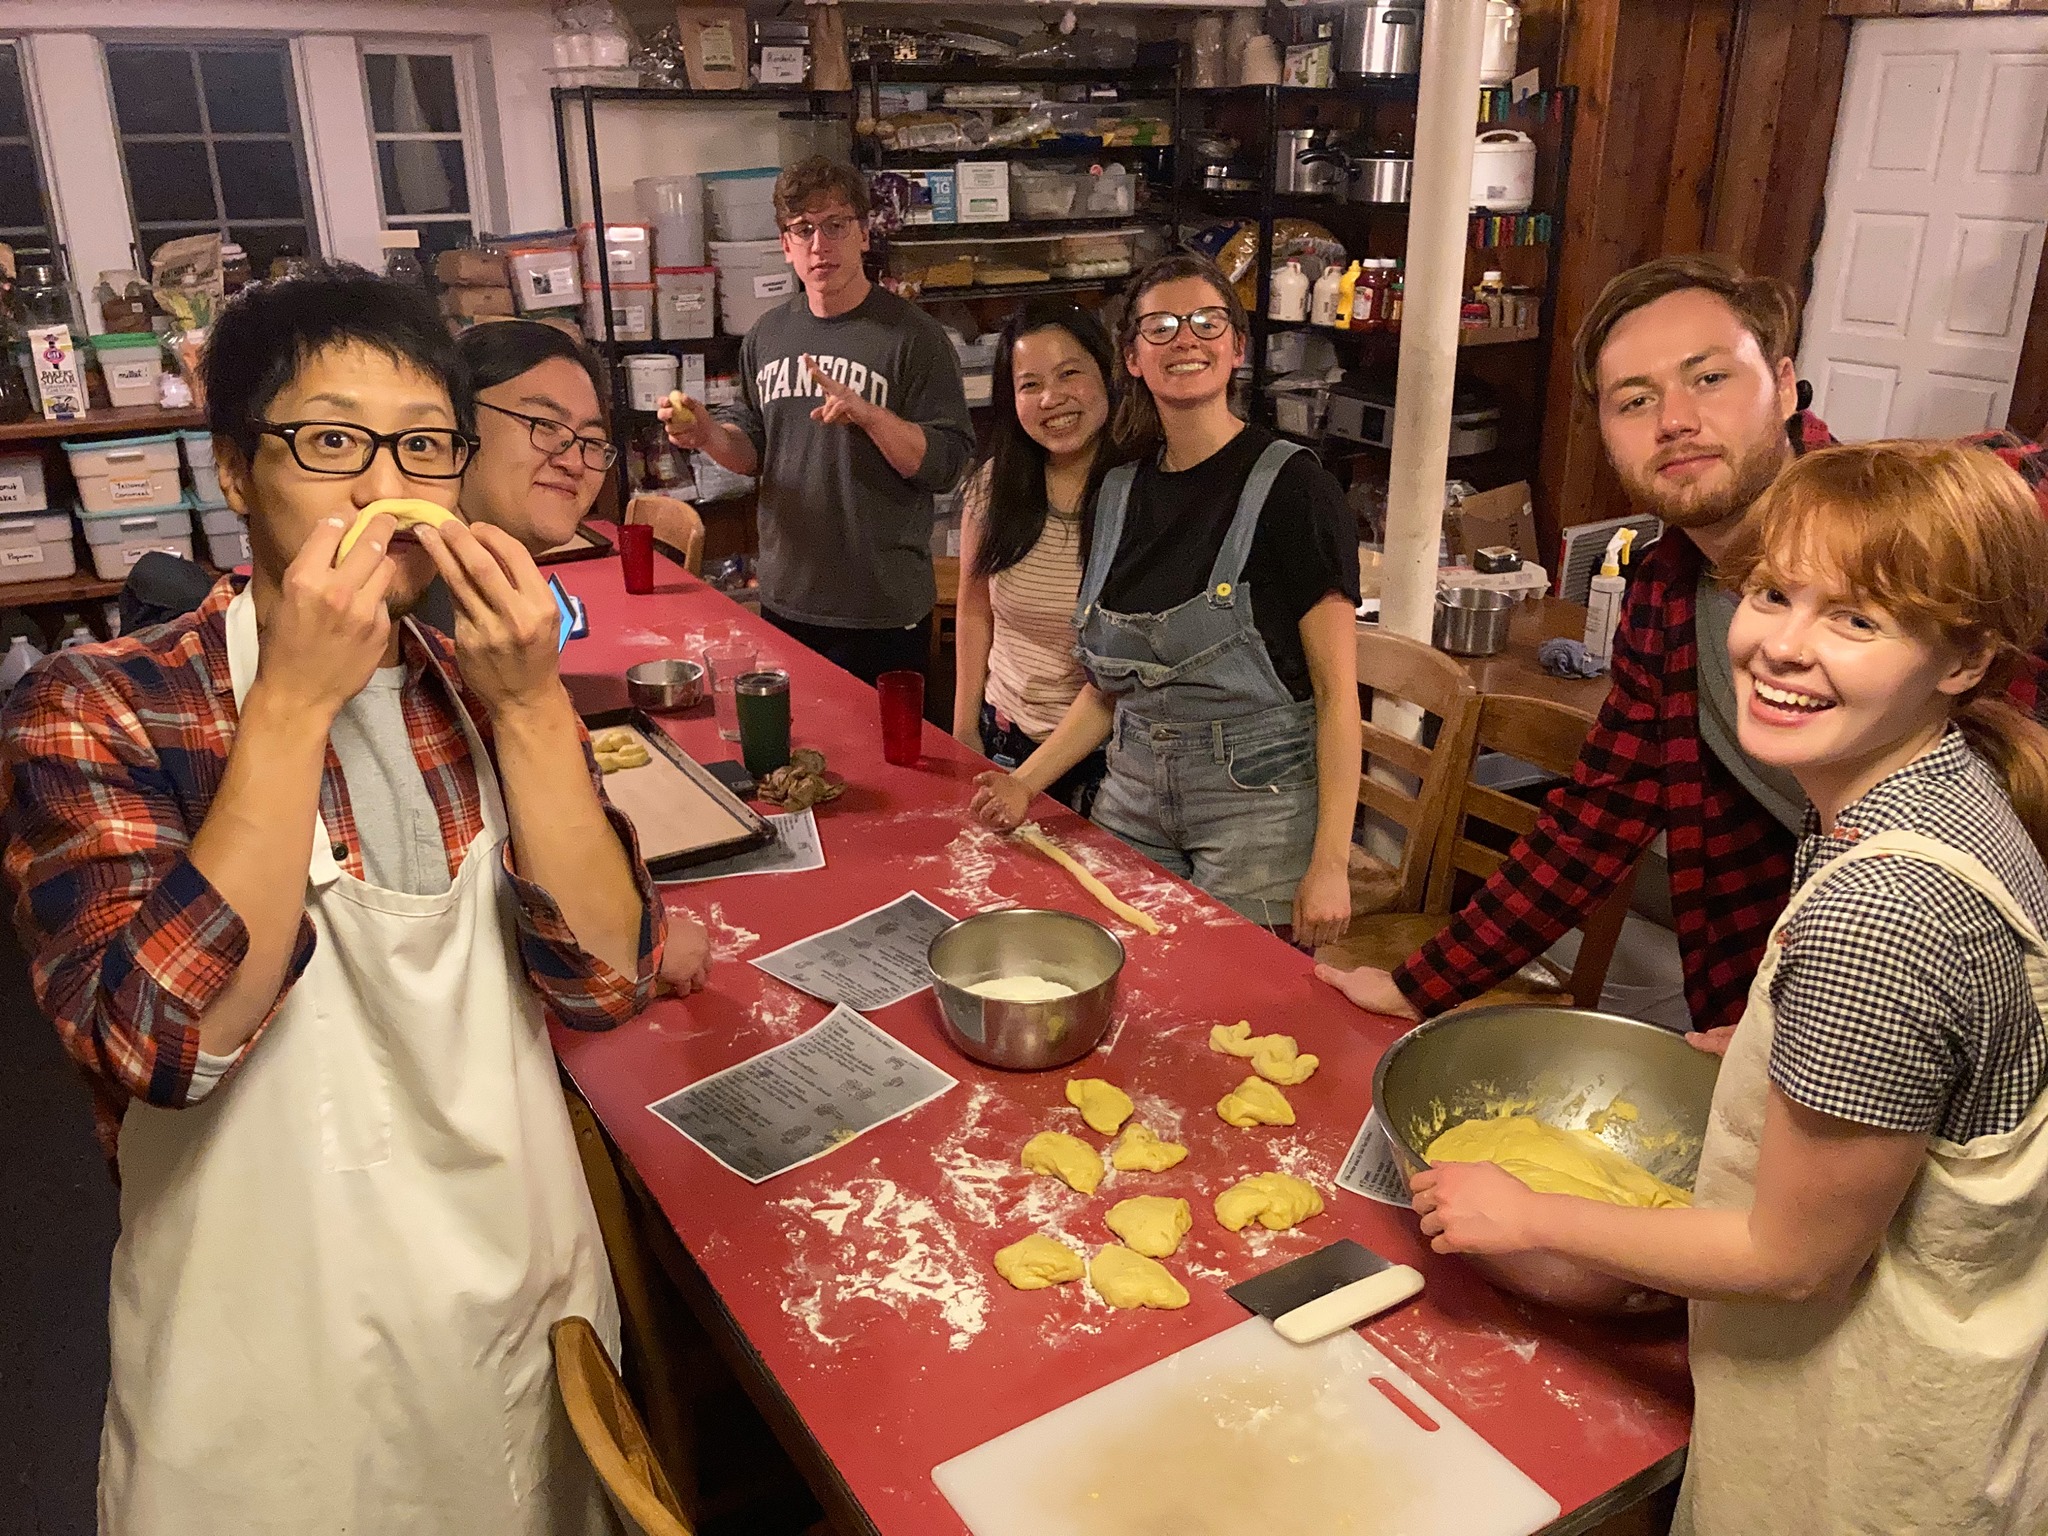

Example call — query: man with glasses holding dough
[660,156,974,684]
[0,267,661,1532]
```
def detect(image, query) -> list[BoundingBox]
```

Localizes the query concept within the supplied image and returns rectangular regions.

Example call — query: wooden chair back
[1352,627,1481,914]
[1427,693,1638,1008]
[553,1315,696,1536]
[627,495,706,575]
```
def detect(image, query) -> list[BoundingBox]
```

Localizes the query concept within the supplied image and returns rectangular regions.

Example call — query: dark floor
[0,924,116,1536]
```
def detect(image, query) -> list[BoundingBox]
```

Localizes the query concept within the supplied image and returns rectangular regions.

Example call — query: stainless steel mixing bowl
[927,909,1124,1071]
[625,659,705,712]
[1373,1003,1721,1313]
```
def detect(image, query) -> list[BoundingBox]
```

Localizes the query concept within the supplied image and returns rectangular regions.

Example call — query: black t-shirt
[1097,426,1359,701]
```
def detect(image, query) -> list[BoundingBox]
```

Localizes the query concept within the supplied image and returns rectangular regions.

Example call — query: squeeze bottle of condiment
[1333,261,1361,331]
[1310,263,1343,327]
[1582,527,1636,670]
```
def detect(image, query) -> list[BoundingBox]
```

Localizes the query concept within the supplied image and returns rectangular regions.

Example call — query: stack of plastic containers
[65,433,194,577]
[0,447,75,579]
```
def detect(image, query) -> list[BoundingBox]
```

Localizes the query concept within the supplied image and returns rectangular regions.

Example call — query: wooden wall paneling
[1707,0,1802,269]
[1662,0,1741,255]
[1723,2,1852,299]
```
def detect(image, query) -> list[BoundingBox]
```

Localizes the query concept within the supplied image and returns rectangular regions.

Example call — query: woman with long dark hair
[970,255,1360,943]
[951,301,1119,814]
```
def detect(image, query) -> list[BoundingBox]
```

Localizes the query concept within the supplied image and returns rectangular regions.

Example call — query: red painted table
[550,546,1692,1536]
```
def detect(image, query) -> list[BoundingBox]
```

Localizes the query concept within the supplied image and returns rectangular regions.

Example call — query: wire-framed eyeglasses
[1133,307,1236,345]
[478,401,620,472]
[253,421,474,479]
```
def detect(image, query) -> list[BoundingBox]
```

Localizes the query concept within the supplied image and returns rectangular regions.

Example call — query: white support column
[21,33,129,321]
[1381,0,1488,644]
[294,35,386,271]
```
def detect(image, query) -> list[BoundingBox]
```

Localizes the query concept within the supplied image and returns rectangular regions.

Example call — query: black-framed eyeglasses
[781,214,862,246]
[1134,307,1235,345]
[479,401,619,472]
[254,421,475,479]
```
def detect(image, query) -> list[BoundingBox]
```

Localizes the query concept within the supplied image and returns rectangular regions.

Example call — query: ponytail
[1957,695,2048,866]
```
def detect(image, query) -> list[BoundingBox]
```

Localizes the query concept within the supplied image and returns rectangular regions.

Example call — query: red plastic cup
[619,522,654,594]
[878,670,925,766]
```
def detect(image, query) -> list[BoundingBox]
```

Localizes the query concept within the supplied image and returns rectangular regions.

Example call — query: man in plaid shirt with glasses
[1319,254,2047,1038]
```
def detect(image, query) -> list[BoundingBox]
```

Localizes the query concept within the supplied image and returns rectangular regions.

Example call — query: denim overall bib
[1075,439,1322,926]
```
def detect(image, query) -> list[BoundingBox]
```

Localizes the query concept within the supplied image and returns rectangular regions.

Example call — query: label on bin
[753,272,795,299]
[108,476,158,505]
[0,475,25,508]
[2,545,44,568]
[526,263,577,300]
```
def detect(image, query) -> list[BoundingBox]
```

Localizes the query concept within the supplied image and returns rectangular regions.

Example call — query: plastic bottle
[1350,259,1376,330]
[1582,527,1637,670]
[1387,263,1404,331]
[0,633,45,692]
[1310,263,1343,327]
[1333,261,1361,331]
[1268,259,1310,322]
[1479,269,1507,327]
[380,230,426,290]
[57,613,94,649]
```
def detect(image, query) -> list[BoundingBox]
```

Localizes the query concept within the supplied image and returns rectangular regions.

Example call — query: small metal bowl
[928,909,1124,1071]
[1373,1003,1721,1314]
[625,659,705,713]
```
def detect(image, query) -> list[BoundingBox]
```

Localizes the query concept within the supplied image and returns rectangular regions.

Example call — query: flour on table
[910,822,1019,913]
[777,1177,989,1351]
[702,902,761,961]
[751,989,809,1040]
[616,626,683,649]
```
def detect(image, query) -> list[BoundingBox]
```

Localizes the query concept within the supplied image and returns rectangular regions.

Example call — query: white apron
[1674,828,2048,1536]
[98,586,620,1535]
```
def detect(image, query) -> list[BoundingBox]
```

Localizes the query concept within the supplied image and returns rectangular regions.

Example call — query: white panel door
[1799,16,2048,442]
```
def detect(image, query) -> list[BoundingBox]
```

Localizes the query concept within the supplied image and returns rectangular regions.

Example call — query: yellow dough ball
[1020,1130,1103,1195]
[1066,1078,1134,1137]
[336,497,457,561]
[993,1234,1085,1290]
[1104,1196,1192,1258]
[1110,1123,1188,1173]
[1217,1076,1295,1128]
[1214,1172,1324,1233]
[1089,1245,1190,1310]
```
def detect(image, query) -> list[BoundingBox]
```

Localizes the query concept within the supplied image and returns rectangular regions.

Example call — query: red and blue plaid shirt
[1395,416,2048,1031]
[1,577,664,1159]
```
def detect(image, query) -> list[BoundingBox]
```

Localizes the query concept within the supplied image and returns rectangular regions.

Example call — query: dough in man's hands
[1020,1131,1103,1195]
[1105,1196,1192,1258]
[336,498,456,561]
[1217,1076,1295,1128]
[993,1234,1084,1290]
[1110,1123,1188,1173]
[1089,1245,1189,1310]
[1066,1078,1133,1136]
[1214,1171,1324,1233]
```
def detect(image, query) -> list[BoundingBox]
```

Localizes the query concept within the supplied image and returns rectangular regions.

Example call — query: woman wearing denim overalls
[972,256,1360,944]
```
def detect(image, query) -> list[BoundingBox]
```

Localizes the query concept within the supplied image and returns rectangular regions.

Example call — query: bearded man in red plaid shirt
[1318,254,2047,1040]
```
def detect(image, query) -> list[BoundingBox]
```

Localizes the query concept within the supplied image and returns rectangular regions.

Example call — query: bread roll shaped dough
[1110,1123,1188,1173]
[1104,1196,1193,1258]
[1207,1020,1317,1085]
[1020,1131,1103,1195]
[993,1234,1085,1290]
[1216,1076,1295,1128]
[1066,1078,1134,1136]
[1089,1245,1190,1310]
[1214,1172,1325,1233]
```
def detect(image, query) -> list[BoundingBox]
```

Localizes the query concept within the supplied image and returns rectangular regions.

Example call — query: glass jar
[14,262,70,329]
[220,243,253,295]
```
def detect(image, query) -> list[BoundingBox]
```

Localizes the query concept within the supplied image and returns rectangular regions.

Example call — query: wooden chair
[1319,691,1640,1011]
[627,494,705,575]
[1345,628,1480,921]
[552,1314,695,1536]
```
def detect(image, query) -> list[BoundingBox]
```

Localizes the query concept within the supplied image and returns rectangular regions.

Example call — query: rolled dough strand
[1013,823,1162,935]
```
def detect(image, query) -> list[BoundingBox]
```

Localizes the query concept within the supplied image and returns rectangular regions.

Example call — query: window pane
[127,142,216,223]
[366,55,461,135]
[0,143,40,225]
[0,44,28,140]
[107,48,202,135]
[231,224,311,278]
[378,140,468,217]
[216,140,306,220]
[201,49,291,135]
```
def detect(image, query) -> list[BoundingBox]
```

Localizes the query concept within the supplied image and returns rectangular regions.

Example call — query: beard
[1619,429,1791,532]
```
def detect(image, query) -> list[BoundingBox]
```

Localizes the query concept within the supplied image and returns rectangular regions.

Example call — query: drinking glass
[703,640,756,741]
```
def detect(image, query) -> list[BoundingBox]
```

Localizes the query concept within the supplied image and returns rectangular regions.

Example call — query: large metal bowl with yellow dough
[1372,1003,1721,1315]
[927,909,1123,1071]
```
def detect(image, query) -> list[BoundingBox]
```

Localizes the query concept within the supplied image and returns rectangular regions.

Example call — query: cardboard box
[438,285,516,319]
[903,168,958,225]
[436,248,509,285]
[1445,480,1537,563]
[956,161,1010,224]
[677,6,749,90]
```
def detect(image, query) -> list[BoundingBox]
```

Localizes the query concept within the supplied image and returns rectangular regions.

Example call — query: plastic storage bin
[635,174,705,269]
[655,267,716,340]
[0,451,49,514]
[89,333,166,408]
[0,508,77,578]
[178,430,215,468]
[66,433,185,515]
[582,284,655,343]
[506,245,584,312]
[703,169,780,241]
[576,222,654,286]
[79,504,194,579]
[196,501,250,568]
[709,239,797,334]
[1010,164,1079,218]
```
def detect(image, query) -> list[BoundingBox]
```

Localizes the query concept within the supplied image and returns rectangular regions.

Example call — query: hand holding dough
[1110,1123,1188,1173]
[1020,1131,1103,1195]
[1214,1171,1325,1232]
[1105,1196,1192,1258]
[1014,822,1162,935]
[1427,1115,1692,1208]
[1217,1076,1295,1128]
[1209,1020,1318,1085]
[336,497,457,562]
[1066,1078,1133,1137]
[1089,1245,1190,1310]
[993,1234,1085,1290]
[666,389,694,426]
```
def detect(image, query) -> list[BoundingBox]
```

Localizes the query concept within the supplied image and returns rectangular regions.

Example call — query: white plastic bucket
[708,239,796,335]
[635,175,705,269]
[624,353,680,412]
[704,168,780,242]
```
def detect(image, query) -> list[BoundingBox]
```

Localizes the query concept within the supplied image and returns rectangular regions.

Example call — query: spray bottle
[1582,527,1636,670]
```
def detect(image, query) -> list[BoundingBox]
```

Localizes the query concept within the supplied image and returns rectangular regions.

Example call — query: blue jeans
[979,703,1106,819]
[1090,700,1320,928]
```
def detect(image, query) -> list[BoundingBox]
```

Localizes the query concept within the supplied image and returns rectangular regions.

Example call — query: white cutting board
[932,1318,1560,1536]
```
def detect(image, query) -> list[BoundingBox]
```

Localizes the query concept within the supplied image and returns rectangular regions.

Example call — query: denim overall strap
[1204,440,1308,602]
[1075,462,1138,627]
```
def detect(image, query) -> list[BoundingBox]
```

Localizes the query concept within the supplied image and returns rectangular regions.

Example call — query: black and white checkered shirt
[1769,730,2048,1143]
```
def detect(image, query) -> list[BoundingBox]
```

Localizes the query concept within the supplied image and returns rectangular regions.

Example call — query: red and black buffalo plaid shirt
[1394,414,2048,1031]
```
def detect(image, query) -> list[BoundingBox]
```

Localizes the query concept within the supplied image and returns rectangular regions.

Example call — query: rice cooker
[1470,128,1536,212]
[1480,1,1521,87]
[1337,1,1422,79]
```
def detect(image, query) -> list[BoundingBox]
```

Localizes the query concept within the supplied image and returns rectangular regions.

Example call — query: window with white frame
[103,40,318,279]
[0,42,54,258]
[361,50,480,269]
